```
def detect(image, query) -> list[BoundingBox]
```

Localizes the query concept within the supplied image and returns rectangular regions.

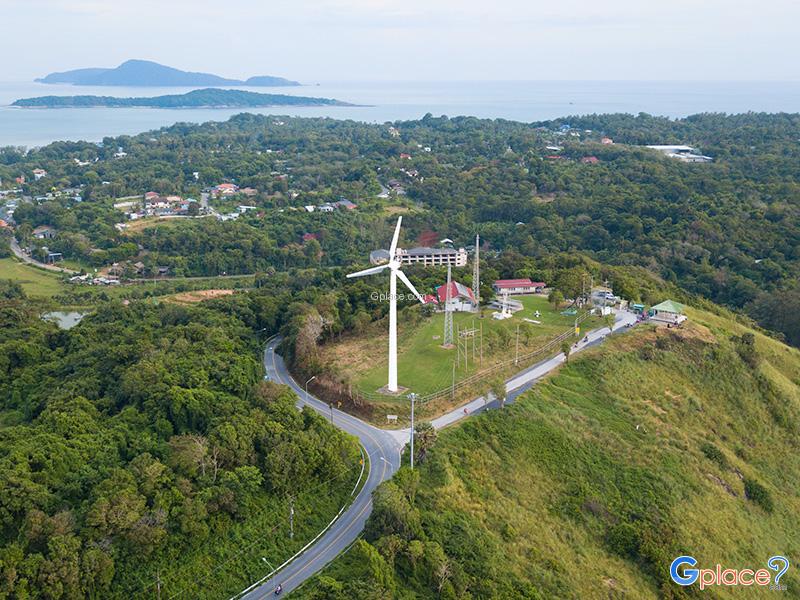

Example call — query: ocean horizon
[1,79,799,148]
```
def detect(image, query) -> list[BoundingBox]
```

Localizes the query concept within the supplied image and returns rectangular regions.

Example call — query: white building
[646,145,713,163]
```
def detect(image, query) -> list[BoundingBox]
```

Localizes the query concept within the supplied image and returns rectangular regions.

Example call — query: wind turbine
[347,216,423,393]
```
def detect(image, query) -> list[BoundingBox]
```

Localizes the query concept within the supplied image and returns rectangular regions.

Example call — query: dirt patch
[706,473,738,497]
[167,289,235,304]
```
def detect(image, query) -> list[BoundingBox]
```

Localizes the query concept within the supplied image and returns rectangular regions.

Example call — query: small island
[12,88,355,109]
[36,59,301,87]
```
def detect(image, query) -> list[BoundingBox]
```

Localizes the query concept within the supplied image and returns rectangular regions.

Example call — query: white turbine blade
[389,216,403,256]
[396,269,424,303]
[347,264,388,278]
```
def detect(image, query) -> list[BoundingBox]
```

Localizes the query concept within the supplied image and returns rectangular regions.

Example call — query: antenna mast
[472,233,480,313]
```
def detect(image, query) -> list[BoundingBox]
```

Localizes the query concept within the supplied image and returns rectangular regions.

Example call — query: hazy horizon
[2,0,798,83]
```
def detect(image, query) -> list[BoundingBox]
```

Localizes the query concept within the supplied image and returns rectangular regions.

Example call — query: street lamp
[305,375,317,402]
[407,392,418,470]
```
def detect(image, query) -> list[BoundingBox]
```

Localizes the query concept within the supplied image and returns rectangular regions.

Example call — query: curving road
[10,237,78,274]
[238,309,637,598]
[237,340,402,599]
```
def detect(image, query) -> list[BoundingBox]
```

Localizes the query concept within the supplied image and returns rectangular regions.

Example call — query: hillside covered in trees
[0,293,361,598]
[3,112,798,346]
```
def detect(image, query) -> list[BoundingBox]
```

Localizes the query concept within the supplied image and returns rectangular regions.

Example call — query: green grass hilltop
[297,307,800,599]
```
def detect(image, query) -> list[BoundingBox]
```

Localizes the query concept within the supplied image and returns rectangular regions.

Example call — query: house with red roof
[581,156,600,164]
[493,278,546,295]
[435,280,476,312]
[212,183,239,197]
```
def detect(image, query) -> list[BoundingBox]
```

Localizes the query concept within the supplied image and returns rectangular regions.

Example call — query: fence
[348,311,593,407]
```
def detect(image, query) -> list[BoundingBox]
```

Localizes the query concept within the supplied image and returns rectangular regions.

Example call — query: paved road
[238,310,638,597]
[384,308,638,444]
[237,341,402,599]
[9,237,78,274]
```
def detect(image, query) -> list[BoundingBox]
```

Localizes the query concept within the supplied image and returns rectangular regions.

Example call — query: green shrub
[700,442,729,469]
[743,478,774,513]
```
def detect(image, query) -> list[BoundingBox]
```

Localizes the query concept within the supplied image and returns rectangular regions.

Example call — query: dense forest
[3,111,799,347]
[0,291,361,598]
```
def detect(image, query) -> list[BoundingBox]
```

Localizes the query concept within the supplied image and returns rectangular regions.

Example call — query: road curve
[237,340,402,599]
[10,237,78,274]
[239,311,638,597]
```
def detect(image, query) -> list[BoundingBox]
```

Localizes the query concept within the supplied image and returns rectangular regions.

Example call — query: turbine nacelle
[346,216,424,303]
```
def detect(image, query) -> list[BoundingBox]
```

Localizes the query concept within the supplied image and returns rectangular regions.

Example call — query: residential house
[32,169,47,181]
[581,156,600,164]
[334,199,357,210]
[212,183,239,197]
[436,280,477,312]
[32,225,56,239]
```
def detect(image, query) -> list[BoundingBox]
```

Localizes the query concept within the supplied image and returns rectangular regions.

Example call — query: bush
[700,442,729,469]
[743,478,774,513]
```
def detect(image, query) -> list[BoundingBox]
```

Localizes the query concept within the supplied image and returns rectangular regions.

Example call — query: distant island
[35,59,301,87]
[12,88,354,109]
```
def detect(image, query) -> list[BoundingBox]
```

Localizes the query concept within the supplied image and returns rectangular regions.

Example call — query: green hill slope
[299,307,800,599]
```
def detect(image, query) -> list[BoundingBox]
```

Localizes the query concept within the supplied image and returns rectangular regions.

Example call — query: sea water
[0,80,799,148]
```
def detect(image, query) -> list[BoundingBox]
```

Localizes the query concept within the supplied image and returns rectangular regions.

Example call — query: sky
[1,0,798,82]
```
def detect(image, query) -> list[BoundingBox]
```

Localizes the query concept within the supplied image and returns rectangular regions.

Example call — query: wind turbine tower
[472,234,480,313]
[347,217,424,393]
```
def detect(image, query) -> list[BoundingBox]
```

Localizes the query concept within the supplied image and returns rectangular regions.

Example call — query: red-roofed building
[144,191,159,201]
[601,137,614,145]
[581,156,600,164]
[493,279,546,295]
[435,280,476,312]
[302,232,319,242]
[399,153,411,160]
[0,219,8,229]
[212,183,239,197]
[421,294,438,305]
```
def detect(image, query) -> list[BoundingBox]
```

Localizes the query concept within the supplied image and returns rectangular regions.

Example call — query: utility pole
[451,361,456,399]
[407,393,417,470]
[289,497,294,540]
[155,572,162,600]
[329,402,334,424]
[515,324,520,365]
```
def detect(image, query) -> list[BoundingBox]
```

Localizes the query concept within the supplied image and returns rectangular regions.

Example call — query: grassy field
[321,295,595,400]
[299,306,800,598]
[0,257,66,297]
